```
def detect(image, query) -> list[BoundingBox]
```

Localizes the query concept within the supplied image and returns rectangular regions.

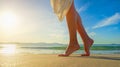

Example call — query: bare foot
[81,39,94,56]
[59,44,80,57]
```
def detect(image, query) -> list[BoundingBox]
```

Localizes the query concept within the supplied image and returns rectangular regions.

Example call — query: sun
[0,11,20,35]
[2,12,17,27]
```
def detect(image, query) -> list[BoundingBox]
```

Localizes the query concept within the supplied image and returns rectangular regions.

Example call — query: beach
[0,54,120,67]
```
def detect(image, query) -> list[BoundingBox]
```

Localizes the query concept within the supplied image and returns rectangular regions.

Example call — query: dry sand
[0,54,120,67]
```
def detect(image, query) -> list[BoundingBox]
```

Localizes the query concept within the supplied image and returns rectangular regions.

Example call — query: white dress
[51,0,73,21]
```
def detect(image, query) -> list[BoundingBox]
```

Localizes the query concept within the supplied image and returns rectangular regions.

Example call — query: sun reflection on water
[0,44,17,55]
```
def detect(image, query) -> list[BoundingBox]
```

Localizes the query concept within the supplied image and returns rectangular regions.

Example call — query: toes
[81,54,90,56]
[58,54,69,57]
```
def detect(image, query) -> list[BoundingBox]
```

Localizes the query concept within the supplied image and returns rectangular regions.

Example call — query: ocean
[0,43,120,55]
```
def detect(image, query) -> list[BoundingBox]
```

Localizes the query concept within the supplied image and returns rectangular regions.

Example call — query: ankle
[83,38,93,44]
[69,41,79,44]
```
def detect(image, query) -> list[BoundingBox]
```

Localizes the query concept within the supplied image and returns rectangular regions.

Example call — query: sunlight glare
[1,44,17,55]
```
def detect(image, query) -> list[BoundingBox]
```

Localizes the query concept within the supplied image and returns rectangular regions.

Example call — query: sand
[0,54,120,67]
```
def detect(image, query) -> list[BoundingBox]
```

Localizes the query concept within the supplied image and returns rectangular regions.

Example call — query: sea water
[0,43,120,54]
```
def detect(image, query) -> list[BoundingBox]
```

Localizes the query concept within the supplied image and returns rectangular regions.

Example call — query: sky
[0,0,120,44]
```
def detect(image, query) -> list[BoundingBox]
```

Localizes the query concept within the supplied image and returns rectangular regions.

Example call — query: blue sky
[0,0,120,44]
[75,0,120,44]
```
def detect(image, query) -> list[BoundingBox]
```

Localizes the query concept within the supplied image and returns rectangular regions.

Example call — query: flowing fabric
[51,0,73,22]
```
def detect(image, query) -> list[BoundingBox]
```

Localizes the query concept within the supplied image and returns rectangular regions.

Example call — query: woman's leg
[75,11,94,56]
[59,2,80,56]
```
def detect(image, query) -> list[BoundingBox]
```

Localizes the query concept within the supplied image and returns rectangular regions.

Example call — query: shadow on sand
[69,55,120,61]
[88,56,120,61]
